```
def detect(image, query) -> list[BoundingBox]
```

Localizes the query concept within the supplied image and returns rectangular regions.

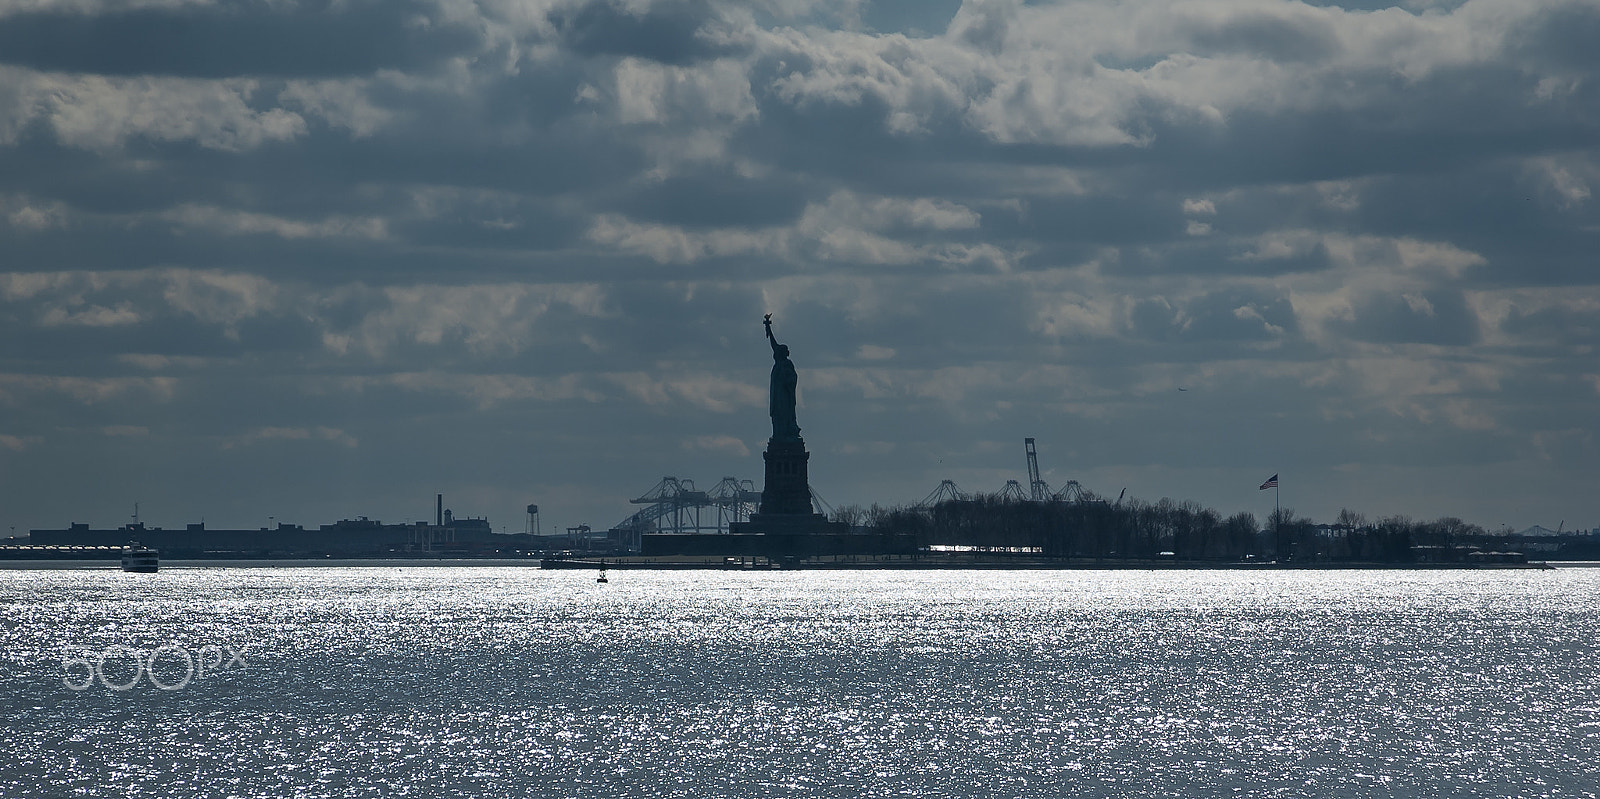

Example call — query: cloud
[0,1,213,21]
[2,193,70,230]
[607,372,765,413]
[558,0,744,65]
[613,56,756,125]
[333,283,612,359]
[1,0,1597,534]
[0,374,177,405]
[375,371,606,408]
[278,79,398,138]
[154,270,283,326]
[0,2,481,77]
[0,68,307,151]
[115,354,211,370]
[159,204,389,240]
[683,433,749,456]
[0,433,42,451]
[224,426,358,449]
[39,302,140,327]
[586,190,998,266]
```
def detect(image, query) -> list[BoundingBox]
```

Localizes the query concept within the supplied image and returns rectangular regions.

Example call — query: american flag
[1259,474,1278,490]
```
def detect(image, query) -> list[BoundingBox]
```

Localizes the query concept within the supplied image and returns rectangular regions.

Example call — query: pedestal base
[759,438,814,516]
[727,435,849,538]
[730,513,846,536]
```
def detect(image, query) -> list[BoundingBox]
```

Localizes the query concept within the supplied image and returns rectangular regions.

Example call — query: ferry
[120,544,159,573]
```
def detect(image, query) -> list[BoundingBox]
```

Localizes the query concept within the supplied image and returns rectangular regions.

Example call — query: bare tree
[832,505,866,531]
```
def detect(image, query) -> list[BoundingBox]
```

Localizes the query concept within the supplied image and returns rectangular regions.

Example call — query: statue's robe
[770,355,800,440]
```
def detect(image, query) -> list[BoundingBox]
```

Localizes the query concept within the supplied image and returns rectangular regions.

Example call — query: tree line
[833,493,1502,564]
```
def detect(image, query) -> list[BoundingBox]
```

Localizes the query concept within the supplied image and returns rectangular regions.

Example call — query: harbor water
[2,566,1597,797]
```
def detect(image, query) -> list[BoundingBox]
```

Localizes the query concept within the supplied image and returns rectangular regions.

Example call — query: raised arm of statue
[765,313,779,352]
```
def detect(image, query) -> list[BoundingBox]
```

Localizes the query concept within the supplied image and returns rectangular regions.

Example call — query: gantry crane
[1025,438,1050,501]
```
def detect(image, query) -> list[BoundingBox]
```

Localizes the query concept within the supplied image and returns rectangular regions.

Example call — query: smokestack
[436,494,443,527]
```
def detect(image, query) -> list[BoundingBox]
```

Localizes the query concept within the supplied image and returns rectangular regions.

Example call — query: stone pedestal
[759,438,813,516]
[728,436,845,536]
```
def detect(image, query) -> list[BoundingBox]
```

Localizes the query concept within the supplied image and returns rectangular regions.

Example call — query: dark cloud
[1512,1,1600,72]
[1499,303,1600,349]
[1101,239,1334,279]
[1336,289,1481,346]
[610,171,813,229]
[0,3,480,78]
[1127,297,1182,341]
[736,89,928,178]
[555,0,739,65]
[1184,11,1341,63]
[1001,194,1188,247]
[1340,165,1600,288]
[860,0,964,37]
[1181,290,1299,341]
[400,207,587,252]
[205,122,644,200]
[0,316,298,363]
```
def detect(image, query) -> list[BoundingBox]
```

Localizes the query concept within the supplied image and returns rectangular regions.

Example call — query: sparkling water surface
[2,566,1597,798]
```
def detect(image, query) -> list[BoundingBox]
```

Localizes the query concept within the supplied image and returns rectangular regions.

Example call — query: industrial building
[25,496,510,558]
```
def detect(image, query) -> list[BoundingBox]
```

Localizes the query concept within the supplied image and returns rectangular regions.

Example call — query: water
[2,566,1596,798]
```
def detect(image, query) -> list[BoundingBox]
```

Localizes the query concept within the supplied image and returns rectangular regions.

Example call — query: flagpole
[1260,472,1281,560]
[1274,476,1280,561]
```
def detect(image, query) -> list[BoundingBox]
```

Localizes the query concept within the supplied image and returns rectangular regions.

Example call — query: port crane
[918,440,1098,506]
[1025,438,1049,501]
[1021,438,1091,503]
[610,475,761,537]
[997,480,1030,502]
[918,479,969,508]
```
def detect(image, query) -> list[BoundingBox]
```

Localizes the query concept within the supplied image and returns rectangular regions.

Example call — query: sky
[1,0,1597,537]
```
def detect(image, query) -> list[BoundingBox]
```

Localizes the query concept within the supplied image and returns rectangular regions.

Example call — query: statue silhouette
[765,314,801,441]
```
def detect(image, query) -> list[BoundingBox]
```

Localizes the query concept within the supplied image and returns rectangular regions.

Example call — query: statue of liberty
[764,314,801,441]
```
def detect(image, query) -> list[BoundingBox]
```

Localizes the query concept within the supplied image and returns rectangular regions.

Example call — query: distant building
[29,515,502,557]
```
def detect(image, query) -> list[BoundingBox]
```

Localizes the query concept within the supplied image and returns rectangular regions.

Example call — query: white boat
[596,568,608,584]
[121,544,158,573]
